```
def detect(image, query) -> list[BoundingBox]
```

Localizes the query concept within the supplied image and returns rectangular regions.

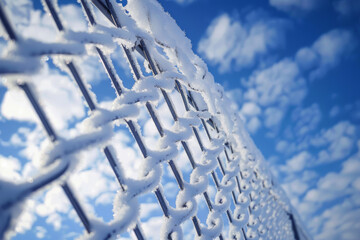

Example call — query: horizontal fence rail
[0,0,310,239]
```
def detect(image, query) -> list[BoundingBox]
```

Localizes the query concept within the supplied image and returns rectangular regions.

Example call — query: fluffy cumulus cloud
[240,102,261,116]
[278,121,357,178]
[35,226,47,238]
[240,102,262,132]
[0,155,22,181]
[281,151,312,172]
[292,103,322,137]
[296,29,357,80]
[282,178,309,197]
[198,11,289,72]
[311,121,357,164]
[314,197,360,240]
[199,7,356,139]
[246,59,306,107]
[233,27,356,137]
[246,117,262,133]
[303,142,360,238]
[279,130,360,239]
[240,58,307,134]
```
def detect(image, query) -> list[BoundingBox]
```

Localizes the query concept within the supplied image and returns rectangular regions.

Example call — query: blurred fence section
[0,0,310,239]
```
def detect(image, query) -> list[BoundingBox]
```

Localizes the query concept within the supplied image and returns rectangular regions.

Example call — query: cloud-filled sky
[0,0,359,239]
[161,0,360,239]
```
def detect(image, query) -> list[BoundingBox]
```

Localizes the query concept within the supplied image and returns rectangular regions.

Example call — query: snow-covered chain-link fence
[0,0,310,239]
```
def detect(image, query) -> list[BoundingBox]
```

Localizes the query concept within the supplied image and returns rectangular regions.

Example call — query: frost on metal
[0,0,310,239]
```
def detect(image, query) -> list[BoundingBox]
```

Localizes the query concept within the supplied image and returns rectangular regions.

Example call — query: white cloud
[0,0,56,41]
[225,88,243,111]
[311,121,356,164]
[281,151,312,172]
[110,131,143,179]
[353,177,360,191]
[296,200,319,217]
[329,105,340,117]
[247,117,262,133]
[1,102,133,235]
[295,47,319,71]
[1,62,86,131]
[269,0,324,14]
[95,192,115,205]
[1,1,87,42]
[345,100,360,120]
[235,28,356,137]
[304,187,349,203]
[317,172,351,190]
[140,203,160,220]
[0,155,22,181]
[1,88,38,123]
[12,199,37,235]
[295,142,360,237]
[141,216,163,240]
[5,127,31,147]
[280,139,360,240]
[238,59,307,134]
[264,107,284,128]
[324,136,353,160]
[342,140,360,174]
[11,127,45,167]
[282,179,309,196]
[276,140,293,153]
[296,29,357,80]
[292,104,322,136]
[169,0,197,5]
[240,102,261,116]
[70,169,112,199]
[35,226,46,239]
[162,181,179,199]
[302,170,318,182]
[311,121,356,146]
[45,213,62,231]
[310,196,360,239]
[198,11,289,72]
[31,146,119,231]
[246,59,306,107]
[59,4,87,32]
[36,186,71,217]
[0,1,112,132]
[333,0,360,16]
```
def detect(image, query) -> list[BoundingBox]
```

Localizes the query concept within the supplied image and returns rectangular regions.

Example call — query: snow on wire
[0,0,310,239]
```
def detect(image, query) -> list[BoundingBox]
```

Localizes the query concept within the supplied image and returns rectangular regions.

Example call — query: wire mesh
[0,0,310,239]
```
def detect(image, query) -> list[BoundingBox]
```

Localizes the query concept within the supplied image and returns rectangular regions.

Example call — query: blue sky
[160,0,360,238]
[0,0,360,239]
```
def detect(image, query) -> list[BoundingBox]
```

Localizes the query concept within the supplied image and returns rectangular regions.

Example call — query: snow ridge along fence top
[0,0,310,239]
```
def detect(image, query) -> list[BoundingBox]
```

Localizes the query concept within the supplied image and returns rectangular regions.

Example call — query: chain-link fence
[0,0,310,239]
